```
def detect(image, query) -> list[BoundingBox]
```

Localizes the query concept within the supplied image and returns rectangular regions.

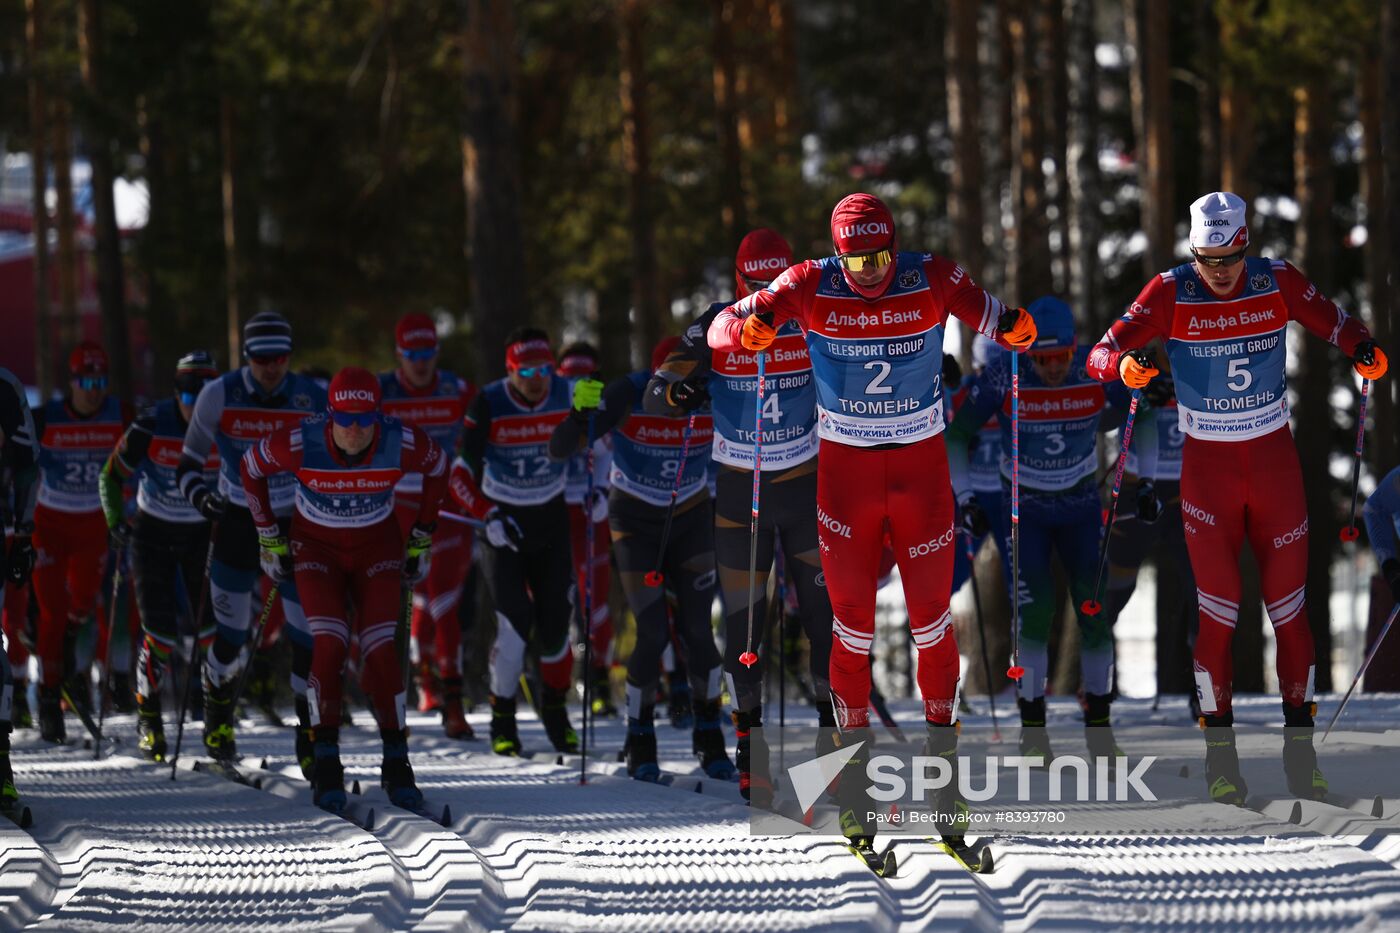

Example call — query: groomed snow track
[3,695,1400,931]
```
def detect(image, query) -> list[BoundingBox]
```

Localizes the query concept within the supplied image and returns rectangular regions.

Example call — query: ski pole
[170,527,218,780]
[1339,378,1370,542]
[775,547,787,728]
[1082,388,1143,616]
[1006,345,1025,681]
[580,412,596,786]
[1323,602,1398,742]
[644,412,697,588]
[962,529,1000,740]
[94,546,125,760]
[228,582,281,716]
[739,331,769,668]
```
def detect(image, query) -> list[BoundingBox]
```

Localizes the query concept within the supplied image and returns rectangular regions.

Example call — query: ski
[386,797,452,828]
[193,758,260,788]
[1,802,33,829]
[934,837,995,874]
[234,759,378,832]
[845,839,898,878]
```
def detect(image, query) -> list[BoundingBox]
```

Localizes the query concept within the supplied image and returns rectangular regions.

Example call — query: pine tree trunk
[26,0,53,398]
[51,93,79,351]
[460,0,528,383]
[1126,0,1174,279]
[762,0,802,241]
[712,0,746,250]
[1041,0,1069,296]
[1219,17,1254,204]
[619,0,662,369]
[1065,0,1103,332]
[1007,0,1052,300]
[79,0,132,404]
[1372,11,1399,473]
[947,0,985,367]
[1292,79,1336,693]
[1195,0,1222,189]
[220,95,241,365]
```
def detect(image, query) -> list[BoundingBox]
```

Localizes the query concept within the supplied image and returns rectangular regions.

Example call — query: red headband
[506,339,555,370]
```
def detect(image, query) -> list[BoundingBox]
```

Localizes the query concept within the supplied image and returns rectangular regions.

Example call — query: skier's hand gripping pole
[739,314,774,668]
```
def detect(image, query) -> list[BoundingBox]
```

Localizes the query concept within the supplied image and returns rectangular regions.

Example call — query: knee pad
[489,613,528,698]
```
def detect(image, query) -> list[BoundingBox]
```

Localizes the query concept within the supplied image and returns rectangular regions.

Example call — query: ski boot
[1018,696,1054,766]
[733,706,773,805]
[416,660,441,714]
[926,721,970,841]
[489,694,522,756]
[381,731,424,810]
[0,737,19,815]
[136,692,167,762]
[1200,716,1249,806]
[692,698,737,781]
[246,649,283,726]
[202,669,238,763]
[540,687,579,753]
[1282,702,1328,801]
[294,696,316,780]
[667,679,693,730]
[440,678,475,740]
[1083,692,1123,777]
[589,666,617,718]
[834,727,882,856]
[625,718,661,782]
[109,671,136,714]
[38,686,65,744]
[311,733,347,814]
[10,683,31,729]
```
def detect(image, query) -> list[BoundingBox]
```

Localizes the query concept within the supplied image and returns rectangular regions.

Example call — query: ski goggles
[838,248,894,273]
[178,391,199,406]
[1190,247,1247,268]
[511,363,553,379]
[74,375,108,391]
[248,353,289,366]
[1028,347,1075,365]
[399,347,437,362]
[330,409,379,428]
[740,275,776,293]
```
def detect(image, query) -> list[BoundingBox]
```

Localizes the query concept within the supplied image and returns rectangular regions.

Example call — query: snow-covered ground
[4,693,1399,932]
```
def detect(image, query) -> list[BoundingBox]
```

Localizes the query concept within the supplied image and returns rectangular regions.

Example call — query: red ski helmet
[830,193,897,298]
[69,341,109,377]
[395,313,438,352]
[327,366,382,414]
[734,228,794,298]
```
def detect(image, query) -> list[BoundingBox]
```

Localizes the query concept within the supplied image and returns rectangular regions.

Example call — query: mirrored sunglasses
[331,410,378,428]
[75,375,108,391]
[1191,248,1247,268]
[400,347,437,362]
[839,249,894,273]
[514,363,554,379]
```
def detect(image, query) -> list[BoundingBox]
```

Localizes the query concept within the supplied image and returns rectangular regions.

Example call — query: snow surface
[4,693,1400,932]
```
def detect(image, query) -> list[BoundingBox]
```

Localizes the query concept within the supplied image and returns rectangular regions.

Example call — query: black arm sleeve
[459,391,492,479]
[643,304,720,416]
[548,377,634,460]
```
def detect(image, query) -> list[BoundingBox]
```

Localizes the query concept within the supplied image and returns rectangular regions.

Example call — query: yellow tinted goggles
[839,249,894,273]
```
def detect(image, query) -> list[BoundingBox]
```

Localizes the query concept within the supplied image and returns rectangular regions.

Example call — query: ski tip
[1372,795,1385,819]
[1080,600,1102,616]
[1339,526,1360,542]
[82,738,92,750]
[1288,802,1304,825]
[440,805,451,827]
[882,850,899,878]
[1178,765,1190,778]
[351,780,362,796]
[556,755,565,766]
[253,777,264,790]
[21,807,33,829]
[694,781,703,794]
[978,845,995,873]
[1006,665,1025,680]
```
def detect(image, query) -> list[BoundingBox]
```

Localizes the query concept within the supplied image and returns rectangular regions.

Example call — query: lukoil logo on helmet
[743,257,788,273]
[838,222,891,239]
[334,389,377,404]
[400,329,436,344]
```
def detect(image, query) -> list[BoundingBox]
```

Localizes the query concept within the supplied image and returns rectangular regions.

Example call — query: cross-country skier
[446,328,578,756]
[241,366,447,813]
[1087,191,1389,803]
[708,192,1037,863]
[100,351,221,760]
[31,342,131,742]
[1363,465,1400,613]
[554,337,737,783]
[379,313,479,739]
[947,296,1158,763]
[177,312,326,770]
[557,342,616,717]
[645,228,833,803]
[0,367,38,815]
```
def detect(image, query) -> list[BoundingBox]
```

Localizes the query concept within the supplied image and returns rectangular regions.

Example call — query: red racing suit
[1087,257,1374,719]
[241,413,447,730]
[709,251,1018,728]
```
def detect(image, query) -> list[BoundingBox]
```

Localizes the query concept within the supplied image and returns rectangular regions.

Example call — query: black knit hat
[243,311,293,358]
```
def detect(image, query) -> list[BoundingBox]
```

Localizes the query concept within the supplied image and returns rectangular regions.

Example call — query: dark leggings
[714,461,832,711]
[609,490,721,710]
[131,513,214,699]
